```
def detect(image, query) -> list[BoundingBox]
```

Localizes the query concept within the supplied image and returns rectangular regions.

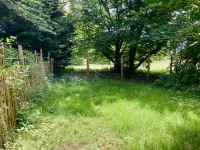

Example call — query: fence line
[0,43,54,147]
[86,55,151,81]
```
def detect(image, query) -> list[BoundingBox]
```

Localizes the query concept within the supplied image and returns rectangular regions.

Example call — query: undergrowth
[4,77,200,150]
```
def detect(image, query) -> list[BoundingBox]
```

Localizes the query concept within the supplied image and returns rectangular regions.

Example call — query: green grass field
[70,60,170,71]
[5,78,200,150]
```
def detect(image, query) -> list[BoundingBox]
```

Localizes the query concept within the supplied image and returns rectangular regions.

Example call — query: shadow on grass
[53,66,170,84]
[39,77,200,149]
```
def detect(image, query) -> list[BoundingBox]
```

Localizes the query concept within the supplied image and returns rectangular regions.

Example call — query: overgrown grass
[5,78,200,150]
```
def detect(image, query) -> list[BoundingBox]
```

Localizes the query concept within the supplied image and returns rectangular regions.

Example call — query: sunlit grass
[69,60,170,73]
[6,79,200,150]
[138,60,171,74]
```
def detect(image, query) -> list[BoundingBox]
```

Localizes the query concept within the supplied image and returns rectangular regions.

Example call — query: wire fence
[85,54,151,81]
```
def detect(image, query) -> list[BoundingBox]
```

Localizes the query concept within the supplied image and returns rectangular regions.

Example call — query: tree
[166,0,200,86]
[0,0,74,70]
[69,0,178,73]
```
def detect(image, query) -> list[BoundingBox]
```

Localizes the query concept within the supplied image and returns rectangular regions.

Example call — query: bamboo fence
[0,43,54,147]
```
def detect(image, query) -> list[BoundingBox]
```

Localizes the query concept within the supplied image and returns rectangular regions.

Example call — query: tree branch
[134,42,165,70]
[102,50,114,63]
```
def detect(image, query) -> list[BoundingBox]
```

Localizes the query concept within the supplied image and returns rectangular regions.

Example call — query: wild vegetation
[0,0,73,69]
[0,0,200,149]
[1,0,199,87]
[4,75,200,150]
[0,43,52,147]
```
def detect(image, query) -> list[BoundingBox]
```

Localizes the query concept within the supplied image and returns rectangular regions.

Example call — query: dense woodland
[0,0,200,87]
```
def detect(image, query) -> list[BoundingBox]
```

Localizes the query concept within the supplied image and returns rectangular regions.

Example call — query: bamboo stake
[0,45,55,147]
[18,45,24,68]
[0,124,2,146]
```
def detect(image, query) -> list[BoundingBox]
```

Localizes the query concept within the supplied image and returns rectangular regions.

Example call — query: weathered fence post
[18,45,24,67]
[40,49,43,61]
[86,55,89,79]
[0,44,4,146]
[0,43,4,69]
[34,50,38,63]
[48,53,50,73]
[121,55,124,80]
[147,52,150,81]
[50,58,54,74]
[170,54,173,76]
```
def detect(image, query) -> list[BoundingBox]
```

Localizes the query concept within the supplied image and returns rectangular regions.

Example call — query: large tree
[69,0,177,73]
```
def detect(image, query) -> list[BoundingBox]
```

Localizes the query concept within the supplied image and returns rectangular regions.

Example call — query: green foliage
[15,71,53,128]
[4,46,36,68]
[156,41,200,89]
[0,0,74,70]
[5,79,200,150]
[69,0,180,73]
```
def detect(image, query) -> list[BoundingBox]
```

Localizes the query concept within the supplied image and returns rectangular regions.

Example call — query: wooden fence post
[147,52,150,81]
[170,54,173,76]
[0,42,4,147]
[48,53,50,61]
[34,50,38,63]
[40,49,43,61]
[48,53,50,73]
[86,55,89,79]
[121,55,123,80]
[0,43,4,69]
[50,58,54,74]
[18,45,24,67]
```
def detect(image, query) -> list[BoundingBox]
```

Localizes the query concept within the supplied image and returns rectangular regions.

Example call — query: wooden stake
[40,49,43,61]
[0,43,4,69]
[121,55,123,80]
[86,55,89,79]
[147,53,150,81]
[48,53,50,73]
[18,45,24,67]
[48,53,50,61]
[50,58,54,74]
[170,55,173,76]
[34,50,38,63]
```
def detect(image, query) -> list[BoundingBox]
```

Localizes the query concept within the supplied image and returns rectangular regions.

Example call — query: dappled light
[1,0,200,149]
[21,79,199,150]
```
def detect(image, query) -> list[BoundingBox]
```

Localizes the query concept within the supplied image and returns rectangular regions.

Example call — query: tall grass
[5,79,200,150]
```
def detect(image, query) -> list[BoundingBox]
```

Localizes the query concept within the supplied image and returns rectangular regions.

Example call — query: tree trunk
[114,41,121,73]
[114,55,121,73]
[128,46,137,73]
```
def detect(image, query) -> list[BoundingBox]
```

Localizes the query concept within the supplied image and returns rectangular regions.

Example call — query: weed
[5,79,200,150]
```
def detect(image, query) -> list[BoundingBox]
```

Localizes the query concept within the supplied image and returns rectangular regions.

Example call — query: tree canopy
[0,0,74,69]
[69,0,183,73]
[1,0,199,84]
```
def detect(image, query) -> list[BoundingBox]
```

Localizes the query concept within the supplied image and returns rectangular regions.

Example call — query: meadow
[4,61,200,150]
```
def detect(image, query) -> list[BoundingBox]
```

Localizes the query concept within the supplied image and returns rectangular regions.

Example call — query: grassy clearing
[70,60,170,72]
[55,60,171,82]
[5,78,200,150]
[138,60,171,73]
